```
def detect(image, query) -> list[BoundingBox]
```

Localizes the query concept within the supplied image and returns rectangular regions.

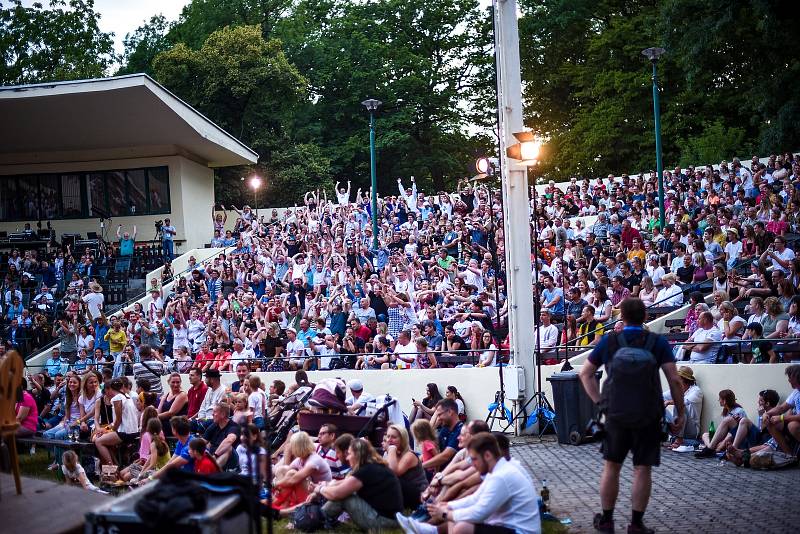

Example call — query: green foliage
[519,0,800,181]
[0,0,116,85]
[118,14,172,76]
[677,120,748,168]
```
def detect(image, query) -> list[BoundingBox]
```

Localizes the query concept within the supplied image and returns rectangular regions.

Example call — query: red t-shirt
[187,383,208,419]
[195,350,215,368]
[194,452,220,474]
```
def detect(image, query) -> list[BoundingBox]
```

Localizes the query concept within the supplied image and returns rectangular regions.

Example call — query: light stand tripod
[513,182,555,437]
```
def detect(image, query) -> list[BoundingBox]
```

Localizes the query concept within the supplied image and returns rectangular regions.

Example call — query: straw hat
[89,282,103,293]
[677,366,695,383]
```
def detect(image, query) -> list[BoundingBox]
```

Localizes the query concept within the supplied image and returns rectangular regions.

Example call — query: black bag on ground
[599,332,664,426]
[294,503,325,532]
[134,476,208,528]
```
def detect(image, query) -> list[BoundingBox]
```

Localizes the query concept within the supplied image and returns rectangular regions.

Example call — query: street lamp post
[362,99,382,251]
[642,46,666,230]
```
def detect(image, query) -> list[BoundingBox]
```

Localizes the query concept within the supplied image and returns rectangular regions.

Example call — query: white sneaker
[396,513,414,534]
[674,445,695,453]
[395,514,437,534]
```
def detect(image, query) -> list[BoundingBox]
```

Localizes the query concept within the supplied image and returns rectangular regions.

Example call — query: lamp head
[361,98,382,112]
[249,176,262,190]
[641,47,665,61]
[507,131,541,163]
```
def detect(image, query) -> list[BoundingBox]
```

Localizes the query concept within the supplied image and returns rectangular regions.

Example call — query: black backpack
[599,332,664,426]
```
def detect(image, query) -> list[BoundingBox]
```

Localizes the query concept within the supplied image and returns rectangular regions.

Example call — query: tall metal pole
[652,61,665,230]
[368,111,379,250]
[493,0,536,430]
[643,47,666,230]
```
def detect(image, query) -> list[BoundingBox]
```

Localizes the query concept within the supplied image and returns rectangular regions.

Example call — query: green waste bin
[547,371,599,445]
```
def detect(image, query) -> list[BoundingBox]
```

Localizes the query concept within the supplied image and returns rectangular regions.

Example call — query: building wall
[0,155,213,250]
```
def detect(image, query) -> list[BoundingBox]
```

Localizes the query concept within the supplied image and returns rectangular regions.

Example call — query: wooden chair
[0,350,25,496]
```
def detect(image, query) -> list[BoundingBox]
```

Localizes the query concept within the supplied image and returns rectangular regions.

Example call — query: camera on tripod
[154,220,164,232]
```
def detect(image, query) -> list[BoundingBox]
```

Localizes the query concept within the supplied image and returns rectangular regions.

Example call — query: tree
[0,0,116,85]
[118,14,172,76]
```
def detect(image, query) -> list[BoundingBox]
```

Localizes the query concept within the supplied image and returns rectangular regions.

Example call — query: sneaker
[593,513,614,533]
[47,462,60,471]
[694,447,717,458]
[673,445,695,453]
[395,514,437,534]
[627,523,654,534]
[396,513,414,534]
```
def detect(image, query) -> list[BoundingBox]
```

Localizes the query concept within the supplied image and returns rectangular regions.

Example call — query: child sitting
[695,389,748,458]
[189,438,221,475]
[62,450,107,494]
[411,419,440,478]
[232,393,253,427]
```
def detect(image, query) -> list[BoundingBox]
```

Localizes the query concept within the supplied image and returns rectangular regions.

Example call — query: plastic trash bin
[547,371,599,445]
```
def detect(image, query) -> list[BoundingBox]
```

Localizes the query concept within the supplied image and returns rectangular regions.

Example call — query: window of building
[0,166,170,222]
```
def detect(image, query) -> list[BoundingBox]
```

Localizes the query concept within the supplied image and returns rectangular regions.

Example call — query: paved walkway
[512,436,797,534]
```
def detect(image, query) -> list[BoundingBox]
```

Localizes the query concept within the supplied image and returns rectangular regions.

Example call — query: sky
[21,0,191,56]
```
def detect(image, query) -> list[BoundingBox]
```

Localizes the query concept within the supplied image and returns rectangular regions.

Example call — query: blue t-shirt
[174,437,194,471]
[588,327,675,373]
[542,287,564,315]
[437,421,463,453]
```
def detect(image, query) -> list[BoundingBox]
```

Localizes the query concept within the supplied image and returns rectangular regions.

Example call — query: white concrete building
[0,74,258,249]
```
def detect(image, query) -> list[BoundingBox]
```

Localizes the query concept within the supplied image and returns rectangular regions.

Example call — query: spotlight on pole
[506,131,541,163]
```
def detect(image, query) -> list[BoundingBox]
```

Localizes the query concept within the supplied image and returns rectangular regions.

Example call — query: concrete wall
[0,155,214,250]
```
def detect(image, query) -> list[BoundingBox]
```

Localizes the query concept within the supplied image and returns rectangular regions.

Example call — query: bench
[437,354,478,367]
[647,306,680,318]
[664,331,690,342]
[664,319,685,329]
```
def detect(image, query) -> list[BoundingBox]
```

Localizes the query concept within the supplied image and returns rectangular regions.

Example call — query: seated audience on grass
[384,424,429,509]
[153,416,194,477]
[236,423,268,483]
[191,437,222,474]
[315,423,345,478]
[272,431,332,512]
[120,417,170,483]
[191,368,226,433]
[410,383,444,423]
[314,437,403,531]
[157,373,188,436]
[664,366,704,448]
[424,399,463,472]
[202,401,240,470]
[396,432,541,534]
[695,389,748,458]
[15,378,39,438]
[411,419,440,479]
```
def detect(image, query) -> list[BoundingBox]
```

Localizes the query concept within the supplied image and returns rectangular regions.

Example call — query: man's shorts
[601,420,662,466]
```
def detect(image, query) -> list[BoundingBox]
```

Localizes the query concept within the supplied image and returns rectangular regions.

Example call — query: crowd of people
[6,152,800,378]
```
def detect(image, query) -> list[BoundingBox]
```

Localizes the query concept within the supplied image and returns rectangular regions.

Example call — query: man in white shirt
[663,366,704,445]
[397,432,541,534]
[311,334,340,370]
[231,339,255,369]
[81,282,105,321]
[533,310,559,356]
[685,312,722,363]
[345,379,374,415]
[760,236,795,275]
[285,328,308,370]
[394,330,417,369]
[192,369,227,432]
[655,274,683,307]
[723,228,743,270]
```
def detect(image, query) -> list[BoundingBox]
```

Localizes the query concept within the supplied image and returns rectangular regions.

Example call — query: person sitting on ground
[725,389,781,465]
[695,389,748,458]
[663,366,703,448]
[94,377,140,466]
[190,437,221,474]
[236,423,268,483]
[119,406,161,481]
[762,364,800,454]
[202,402,240,470]
[152,416,194,478]
[122,418,170,483]
[396,432,541,534]
[411,419,440,480]
[315,423,345,478]
[272,431,332,513]
[313,438,403,531]
[384,424,429,509]
[61,450,106,494]
[423,399,463,472]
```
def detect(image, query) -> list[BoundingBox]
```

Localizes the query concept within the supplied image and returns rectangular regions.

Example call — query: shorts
[474,524,515,534]
[601,420,662,466]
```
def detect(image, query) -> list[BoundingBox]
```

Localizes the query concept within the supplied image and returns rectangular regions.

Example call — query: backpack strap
[642,331,657,353]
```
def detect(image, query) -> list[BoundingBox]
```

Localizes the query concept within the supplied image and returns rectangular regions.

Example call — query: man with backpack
[579,298,686,534]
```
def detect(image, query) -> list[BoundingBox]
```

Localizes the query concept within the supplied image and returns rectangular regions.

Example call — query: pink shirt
[289,452,332,483]
[16,391,38,432]
[138,430,166,460]
[421,440,438,463]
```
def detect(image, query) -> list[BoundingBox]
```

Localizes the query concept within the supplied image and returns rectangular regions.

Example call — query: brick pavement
[512,436,797,534]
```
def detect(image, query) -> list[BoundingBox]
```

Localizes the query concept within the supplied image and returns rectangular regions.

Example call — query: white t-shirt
[770,247,795,274]
[82,292,104,320]
[394,341,417,368]
[286,339,307,362]
[236,444,266,480]
[724,241,743,268]
[689,326,722,363]
[111,393,139,434]
[79,390,102,419]
[248,390,267,419]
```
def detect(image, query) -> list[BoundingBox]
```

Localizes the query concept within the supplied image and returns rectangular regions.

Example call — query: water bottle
[540,479,550,513]
[708,421,716,441]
